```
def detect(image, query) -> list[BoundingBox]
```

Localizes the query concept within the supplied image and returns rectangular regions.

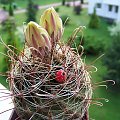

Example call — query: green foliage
[0,0,9,4]
[55,7,59,12]
[108,22,120,36]
[2,17,15,72]
[72,35,104,55]
[13,3,18,9]
[104,37,120,84]
[2,5,6,10]
[71,36,84,53]
[71,34,105,55]
[72,36,84,47]
[74,5,82,15]
[13,0,62,8]
[2,17,16,44]
[0,0,14,16]
[9,1,14,16]
[84,35,104,55]
[66,3,70,7]
[81,0,84,4]
[104,24,120,84]
[1,0,16,16]
[1,17,20,72]
[88,56,120,120]
[26,0,38,22]
[62,0,66,5]
[89,8,99,29]
[61,15,70,26]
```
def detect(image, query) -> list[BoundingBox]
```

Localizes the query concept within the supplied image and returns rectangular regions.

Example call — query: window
[96,3,101,8]
[109,5,113,12]
[115,6,119,13]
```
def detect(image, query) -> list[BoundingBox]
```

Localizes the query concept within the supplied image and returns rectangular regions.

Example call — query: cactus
[8,7,92,120]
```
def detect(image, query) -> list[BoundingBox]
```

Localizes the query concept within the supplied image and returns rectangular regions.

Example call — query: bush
[74,5,82,15]
[0,0,9,4]
[55,7,59,12]
[13,2,18,9]
[66,3,70,7]
[72,36,84,47]
[104,23,120,85]
[81,0,84,4]
[1,17,17,72]
[89,8,99,29]
[26,0,38,22]
[61,15,70,26]
[104,36,120,84]
[62,0,66,5]
[72,36,85,53]
[9,1,14,16]
[2,5,6,10]
[2,17,16,31]
[83,35,104,55]
[70,35,104,56]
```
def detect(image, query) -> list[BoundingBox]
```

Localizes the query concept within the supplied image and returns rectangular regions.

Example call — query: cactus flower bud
[40,7,63,41]
[25,21,51,53]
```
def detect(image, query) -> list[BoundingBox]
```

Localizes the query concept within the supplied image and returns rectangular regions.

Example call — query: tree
[104,22,120,85]
[88,8,99,28]
[0,0,9,4]
[2,16,22,72]
[62,0,66,5]
[1,0,16,72]
[108,22,120,36]
[9,0,14,16]
[2,17,17,72]
[26,0,38,22]
[74,5,82,15]
[81,0,84,4]
[0,0,14,15]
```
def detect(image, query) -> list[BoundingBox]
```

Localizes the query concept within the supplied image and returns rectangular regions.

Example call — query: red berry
[55,69,66,83]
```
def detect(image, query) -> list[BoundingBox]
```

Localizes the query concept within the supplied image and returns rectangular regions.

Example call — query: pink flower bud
[40,7,63,41]
[25,21,51,55]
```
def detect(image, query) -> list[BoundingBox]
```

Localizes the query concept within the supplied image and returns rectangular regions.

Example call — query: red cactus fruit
[55,69,66,83]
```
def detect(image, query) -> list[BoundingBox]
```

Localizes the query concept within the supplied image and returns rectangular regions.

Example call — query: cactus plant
[8,7,92,120]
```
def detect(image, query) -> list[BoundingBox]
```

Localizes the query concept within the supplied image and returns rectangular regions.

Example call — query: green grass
[86,56,120,120]
[0,0,62,9]
[0,5,120,120]
[0,28,9,88]
[0,26,23,89]
[14,0,62,9]
[0,0,62,13]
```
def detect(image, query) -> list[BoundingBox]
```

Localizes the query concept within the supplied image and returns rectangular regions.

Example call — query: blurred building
[0,10,8,23]
[88,0,120,22]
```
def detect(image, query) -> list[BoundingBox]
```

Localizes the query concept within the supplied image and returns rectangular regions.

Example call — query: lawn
[86,56,120,120]
[0,27,10,87]
[0,0,62,9]
[0,5,120,120]
[0,0,63,14]
[14,0,62,9]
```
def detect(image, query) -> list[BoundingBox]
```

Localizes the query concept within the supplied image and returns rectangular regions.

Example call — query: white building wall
[88,0,96,14]
[103,0,120,6]
[117,6,120,22]
[101,5,117,20]
[88,0,120,22]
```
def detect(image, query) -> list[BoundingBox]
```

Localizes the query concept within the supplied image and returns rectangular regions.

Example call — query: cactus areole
[8,7,92,120]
